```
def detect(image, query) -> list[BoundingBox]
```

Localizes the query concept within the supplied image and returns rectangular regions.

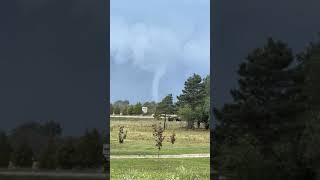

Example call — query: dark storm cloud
[0,0,107,135]
[212,0,320,108]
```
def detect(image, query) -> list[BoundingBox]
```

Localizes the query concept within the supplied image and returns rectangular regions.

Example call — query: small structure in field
[142,107,148,114]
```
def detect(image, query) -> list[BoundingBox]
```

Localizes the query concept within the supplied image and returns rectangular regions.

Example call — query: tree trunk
[163,113,167,130]
[187,120,194,129]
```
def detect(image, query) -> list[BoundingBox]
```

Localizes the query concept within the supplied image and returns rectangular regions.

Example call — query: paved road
[110,153,210,159]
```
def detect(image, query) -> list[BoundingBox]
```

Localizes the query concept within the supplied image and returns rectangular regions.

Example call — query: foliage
[38,138,58,169]
[156,94,175,129]
[214,38,306,147]
[152,123,165,157]
[56,139,77,169]
[178,105,197,129]
[177,73,206,109]
[76,129,104,169]
[177,74,209,129]
[11,142,34,168]
[133,102,143,115]
[118,126,127,144]
[0,131,12,167]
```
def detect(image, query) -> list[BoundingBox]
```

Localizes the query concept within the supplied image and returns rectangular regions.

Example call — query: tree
[76,129,103,169]
[143,101,157,115]
[152,123,165,158]
[215,38,305,147]
[0,132,12,167]
[10,121,62,159]
[127,105,134,115]
[178,105,197,129]
[11,142,34,168]
[156,94,175,129]
[110,103,114,115]
[38,138,58,169]
[177,74,206,129]
[56,139,76,169]
[114,105,121,115]
[42,121,62,138]
[133,103,143,115]
[177,74,206,109]
[122,106,128,115]
[214,38,308,179]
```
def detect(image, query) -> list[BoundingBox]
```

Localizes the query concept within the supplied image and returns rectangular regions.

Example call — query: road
[110,153,210,159]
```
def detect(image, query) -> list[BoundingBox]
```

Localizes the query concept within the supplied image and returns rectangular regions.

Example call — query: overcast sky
[212,0,320,109]
[0,0,107,135]
[110,0,210,104]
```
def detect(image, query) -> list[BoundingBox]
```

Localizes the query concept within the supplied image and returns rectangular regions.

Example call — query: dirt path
[110,115,154,119]
[110,153,210,159]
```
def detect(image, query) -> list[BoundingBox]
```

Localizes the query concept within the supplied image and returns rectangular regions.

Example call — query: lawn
[110,117,210,155]
[111,158,210,180]
[110,117,210,179]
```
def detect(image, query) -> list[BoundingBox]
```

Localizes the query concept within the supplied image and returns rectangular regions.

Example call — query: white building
[142,106,148,114]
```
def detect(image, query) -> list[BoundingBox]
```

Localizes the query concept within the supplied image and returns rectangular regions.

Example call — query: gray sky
[212,0,320,108]
[0,0,107,135]
[110,0,210,103]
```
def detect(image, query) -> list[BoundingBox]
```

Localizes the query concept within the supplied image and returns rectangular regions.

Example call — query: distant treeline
[214,37,320,180]
[111,73,210,129]
[0,121,106,170]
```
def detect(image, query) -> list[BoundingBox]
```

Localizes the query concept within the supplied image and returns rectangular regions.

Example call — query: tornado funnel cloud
[152,67,166,102]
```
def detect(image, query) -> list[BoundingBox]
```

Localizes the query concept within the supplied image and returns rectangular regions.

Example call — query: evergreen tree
[56,139,76,169]
[0,132,12,167]
[114,105,121,115]
[11,142,34,168]
[156,94,175,129]
[127,105,134,115]
[38,138,58,169]
[177,74,206,128]
[134,103,143,115]
[76,129,103,169]
[215,38,305,147]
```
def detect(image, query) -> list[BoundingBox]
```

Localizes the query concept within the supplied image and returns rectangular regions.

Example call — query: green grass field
[110,117,210,180]
[111,158,210,180]
[110,118,210,155]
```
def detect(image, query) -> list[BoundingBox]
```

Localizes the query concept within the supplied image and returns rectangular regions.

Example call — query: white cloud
[110,15,209,101]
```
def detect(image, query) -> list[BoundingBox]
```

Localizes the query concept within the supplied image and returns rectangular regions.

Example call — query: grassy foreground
[110,118,210,155]
[110,117,210,179]
[111,158,210,180]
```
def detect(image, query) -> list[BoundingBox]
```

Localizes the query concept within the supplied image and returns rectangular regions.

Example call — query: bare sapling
[170,131,176,144]
[152,123,165,158]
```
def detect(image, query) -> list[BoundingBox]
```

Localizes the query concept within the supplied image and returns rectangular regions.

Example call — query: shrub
[118,126,127,144]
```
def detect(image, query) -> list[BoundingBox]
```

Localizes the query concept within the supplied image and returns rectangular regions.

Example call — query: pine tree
[11,142,34,168]
[0,132,12,167]
[215,38,306,148]
[156,94,174,129]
